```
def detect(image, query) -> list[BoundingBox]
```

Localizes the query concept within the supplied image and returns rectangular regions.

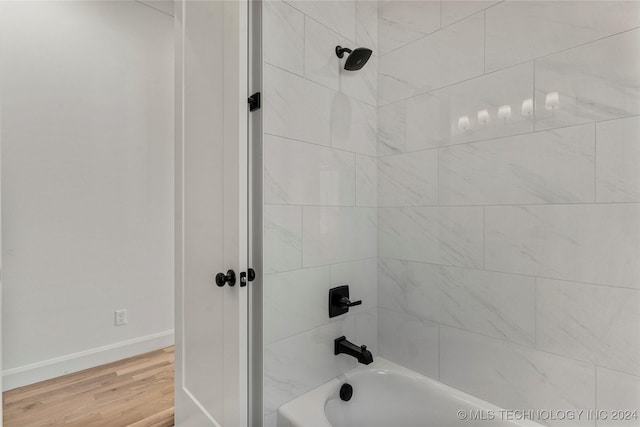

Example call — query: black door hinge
[248,92,261,112]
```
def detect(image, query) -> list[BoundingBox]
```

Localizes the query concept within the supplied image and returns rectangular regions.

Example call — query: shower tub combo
[277,358,542,427]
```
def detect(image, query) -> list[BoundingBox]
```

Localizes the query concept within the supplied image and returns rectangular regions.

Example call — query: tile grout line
[374,119,616,160]
[532,58,536,132]
[383,304,639,379]
[483,10,486,74]
[438,323,442,381]
[594,122,598,203]
[284,1,357,47]
[378,3,498,59]
[266,309,362,348]
[321,201,640,209]
[134,0,173,17]
[594,363,599,424]
[354,1,357,47]
[402,100,407,153]
[264,62,376,109]
[378,24,640,108]
[375,256,640,292]
[300,205,304,270]
[265,256,379,278]
[354,155,358,207]
[482,206,486,269]
[264,131,376,158]
[475,322,609,373]
[436,147,441,206]
[593,363,640,379]
[534,277,538,349]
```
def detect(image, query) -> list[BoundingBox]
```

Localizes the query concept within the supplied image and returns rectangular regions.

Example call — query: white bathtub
[277,357,542,427]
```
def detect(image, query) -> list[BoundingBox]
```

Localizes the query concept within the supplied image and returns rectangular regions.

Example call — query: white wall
[1,1,174,390]
[261,1,378,425]
[377,1,640,424]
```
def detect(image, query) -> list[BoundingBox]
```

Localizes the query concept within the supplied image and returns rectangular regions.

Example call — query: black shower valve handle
[338,296,362,308]
[329,285,362,318]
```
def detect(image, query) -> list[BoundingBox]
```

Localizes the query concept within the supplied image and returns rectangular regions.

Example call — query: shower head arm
[335,46,352,59]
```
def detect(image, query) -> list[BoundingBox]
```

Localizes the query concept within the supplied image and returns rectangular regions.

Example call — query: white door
[174,1,249,426]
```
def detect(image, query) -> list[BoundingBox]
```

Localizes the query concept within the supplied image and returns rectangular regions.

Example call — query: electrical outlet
[115,309,127,326]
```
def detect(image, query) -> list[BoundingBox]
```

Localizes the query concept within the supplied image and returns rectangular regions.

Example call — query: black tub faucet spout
[334,336,373,365]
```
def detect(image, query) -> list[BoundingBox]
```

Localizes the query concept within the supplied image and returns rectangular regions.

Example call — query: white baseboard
[2,329,175,391]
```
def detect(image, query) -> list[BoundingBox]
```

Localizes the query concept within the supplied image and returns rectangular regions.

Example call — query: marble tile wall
[262,0,378,422]
[376,1,640,425]
[262,1,640,424]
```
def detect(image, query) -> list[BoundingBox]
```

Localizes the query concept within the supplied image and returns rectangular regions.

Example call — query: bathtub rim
[277,357,544,427]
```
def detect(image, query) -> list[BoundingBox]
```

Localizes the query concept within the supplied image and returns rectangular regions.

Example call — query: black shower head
[335,45,373,71]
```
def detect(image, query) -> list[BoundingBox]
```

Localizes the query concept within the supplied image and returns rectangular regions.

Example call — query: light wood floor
[3,346,175,427]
